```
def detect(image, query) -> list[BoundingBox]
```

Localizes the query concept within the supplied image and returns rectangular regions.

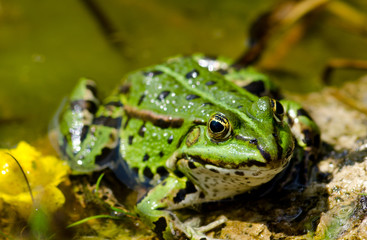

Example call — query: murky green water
[1,0,367,147]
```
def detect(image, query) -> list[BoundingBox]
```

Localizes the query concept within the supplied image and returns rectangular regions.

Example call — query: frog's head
[177,96,294,191]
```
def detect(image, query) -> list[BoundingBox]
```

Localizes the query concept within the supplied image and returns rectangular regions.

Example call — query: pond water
[2,0,367,148]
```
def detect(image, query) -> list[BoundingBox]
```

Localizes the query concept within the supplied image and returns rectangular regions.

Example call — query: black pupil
[210,120,224,133]
[275,101,284,115]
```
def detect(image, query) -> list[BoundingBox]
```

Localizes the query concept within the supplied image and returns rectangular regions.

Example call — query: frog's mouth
[187,155,285,170]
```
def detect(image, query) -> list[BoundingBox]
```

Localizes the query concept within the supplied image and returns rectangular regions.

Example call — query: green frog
[53,55,320,239]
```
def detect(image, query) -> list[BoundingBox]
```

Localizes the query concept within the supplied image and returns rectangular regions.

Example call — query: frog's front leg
[136,175,217,240]
[55,78,123,172]
[280,100,321,160]
[280,100,321,184]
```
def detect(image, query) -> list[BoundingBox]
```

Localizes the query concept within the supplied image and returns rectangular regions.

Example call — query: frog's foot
[136,175,227,240]
[178,215,227,240]
[186,226,224,240]
[172,216,227,240]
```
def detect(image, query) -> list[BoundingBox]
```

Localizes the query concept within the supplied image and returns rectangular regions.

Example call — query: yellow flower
[0,141,69,218]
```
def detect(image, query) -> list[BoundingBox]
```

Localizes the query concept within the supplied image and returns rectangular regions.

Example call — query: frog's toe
[194,215,227,234]
[186,215,227,240]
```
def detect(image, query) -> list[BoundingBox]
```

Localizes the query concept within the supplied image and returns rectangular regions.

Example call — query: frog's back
[116,57,258,187]
[122,57,258,121]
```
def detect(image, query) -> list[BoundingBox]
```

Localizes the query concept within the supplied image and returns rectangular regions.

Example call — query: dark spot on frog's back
[143,167,154,179]
[70,100,98,114]
[185,69,199,79]
[229,89,238,93]
[201,102,213,107]
[123,116,130,129]
[205,81,217,86]
[137,93,146,106]
[156,166,169,178]
[186,94,200,100]
[93,116,122,128]
[128,135,133,145]
[167,135,173,144]
[142,153,149,162]
[79,125,89,142]
[143,70,163,77]
[157,91,170,101]
[118,84,130,94]
[138,123,146,137]
[243,80,265,96]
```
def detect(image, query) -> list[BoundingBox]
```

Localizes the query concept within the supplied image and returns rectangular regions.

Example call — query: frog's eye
[208,113,232,141]
[270,99,284,123]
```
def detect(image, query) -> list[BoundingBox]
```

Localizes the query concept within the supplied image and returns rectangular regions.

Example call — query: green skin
[54,55,320,240]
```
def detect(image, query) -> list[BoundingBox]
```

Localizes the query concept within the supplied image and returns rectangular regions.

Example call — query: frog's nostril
[249,139,258,145]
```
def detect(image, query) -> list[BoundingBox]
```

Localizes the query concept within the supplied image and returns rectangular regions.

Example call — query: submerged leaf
[0,141,70,218]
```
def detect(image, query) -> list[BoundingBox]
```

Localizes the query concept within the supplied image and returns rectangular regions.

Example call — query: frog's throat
[176,157,289,196]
